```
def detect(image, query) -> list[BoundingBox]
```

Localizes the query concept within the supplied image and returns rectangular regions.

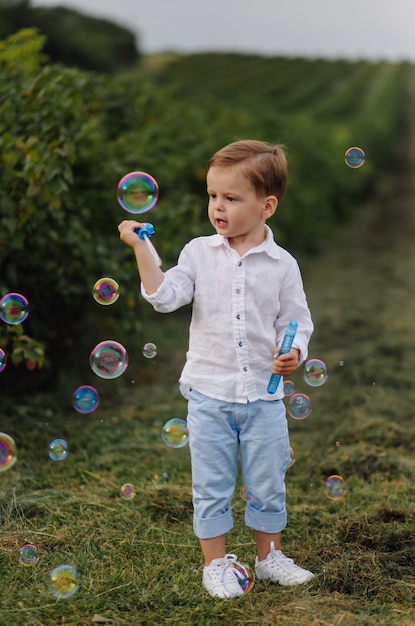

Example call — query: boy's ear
[263,195,278,219]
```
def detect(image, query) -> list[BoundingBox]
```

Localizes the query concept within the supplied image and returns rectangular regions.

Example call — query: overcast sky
[32,0,415,62]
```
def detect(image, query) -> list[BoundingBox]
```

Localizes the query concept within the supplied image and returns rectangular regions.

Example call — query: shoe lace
[269,549,298,572]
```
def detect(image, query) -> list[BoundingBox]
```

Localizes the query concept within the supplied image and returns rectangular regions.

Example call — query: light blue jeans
[184,387,291,539]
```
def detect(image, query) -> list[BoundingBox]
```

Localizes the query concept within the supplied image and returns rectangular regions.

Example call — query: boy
[118,140,314,598]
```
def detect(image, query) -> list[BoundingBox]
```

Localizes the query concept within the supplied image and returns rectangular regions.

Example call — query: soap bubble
[240,485,256,501]
[287,393,312,420]
[117,171,159,214]
[120,483,136,500]
[222,562,254,595]
[345,146,365,168]
[19,544,38,566]
[92,278,120,305]
[161,418,189,448]
[48,439,69,461]
[47,564,80,599]
[283,380,295,396]
[90,340,128,379]
[288,446,295,468]
[0,432,17,472]
[303,359,328,387]
[142,342,157,359]
[0,293,29,325]
[73,385,99,414]
[0,348,6,372]
[325,475,346,500]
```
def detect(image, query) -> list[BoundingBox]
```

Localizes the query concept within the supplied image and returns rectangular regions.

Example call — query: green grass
[2,73,415,626]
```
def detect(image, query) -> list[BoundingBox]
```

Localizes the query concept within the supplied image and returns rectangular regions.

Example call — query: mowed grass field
[2,68,415,626]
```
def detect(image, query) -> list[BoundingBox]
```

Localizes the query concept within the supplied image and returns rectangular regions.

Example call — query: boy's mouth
[215,218,227,227]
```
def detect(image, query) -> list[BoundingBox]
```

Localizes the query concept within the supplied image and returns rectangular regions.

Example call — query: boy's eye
[226,196,235,202]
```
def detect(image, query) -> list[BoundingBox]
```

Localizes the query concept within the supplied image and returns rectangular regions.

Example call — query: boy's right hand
[118,220,146,248]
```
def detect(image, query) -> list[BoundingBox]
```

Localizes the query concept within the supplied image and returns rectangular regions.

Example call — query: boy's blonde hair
[207,139,288,201]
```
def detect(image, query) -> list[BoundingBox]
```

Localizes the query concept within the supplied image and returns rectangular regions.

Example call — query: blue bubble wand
[267,320,298,394]
[134,223,162,267]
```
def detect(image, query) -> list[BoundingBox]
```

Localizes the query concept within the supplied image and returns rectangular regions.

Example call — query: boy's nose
[213,198,224,210]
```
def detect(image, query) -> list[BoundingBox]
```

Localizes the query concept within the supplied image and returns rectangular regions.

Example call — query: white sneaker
[202,554,245,598]
[255,542,314,586]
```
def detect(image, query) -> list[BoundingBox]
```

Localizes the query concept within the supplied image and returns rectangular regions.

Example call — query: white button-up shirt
[141,225,313,402]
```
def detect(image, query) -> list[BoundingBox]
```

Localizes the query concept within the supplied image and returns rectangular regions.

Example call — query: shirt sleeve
[274,258,313,365]
[141,242,196,313]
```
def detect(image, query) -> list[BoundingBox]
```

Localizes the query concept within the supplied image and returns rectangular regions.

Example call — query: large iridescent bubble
[90,340,128,380]
[0,293,29,325]
[0,433,17,472]
[117,171,159,214]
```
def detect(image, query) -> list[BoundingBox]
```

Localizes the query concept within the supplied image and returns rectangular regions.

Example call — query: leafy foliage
[0,0,140,72]
[0,30,413,390]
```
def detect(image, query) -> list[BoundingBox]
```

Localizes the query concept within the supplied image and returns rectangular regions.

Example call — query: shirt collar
[207,224,281,259]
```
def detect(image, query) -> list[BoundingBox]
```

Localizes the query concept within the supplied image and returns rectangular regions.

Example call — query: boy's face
[206,165,277,246]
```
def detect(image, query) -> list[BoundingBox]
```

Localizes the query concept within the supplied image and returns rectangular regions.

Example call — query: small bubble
[240,485,255,501]
[19,544,38,566]
[345,146,365,168]
[120,483,135,500]
[48,439,69,461]
[73,385,99,414]
[47,564,80,599]
[222,562,254,595]
[92,277,120,305]
[161,418,188,448]
[325,475,346,500]
[0,348,7,373]
[142,342,157,359]
[287,394,312,420]
[303,359,328,387]
[283,380,295,396]
[0,293,29,325]
[0,432,17,472]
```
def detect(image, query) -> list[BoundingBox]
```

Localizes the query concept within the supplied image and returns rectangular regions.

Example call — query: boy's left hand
[271,348,300,376]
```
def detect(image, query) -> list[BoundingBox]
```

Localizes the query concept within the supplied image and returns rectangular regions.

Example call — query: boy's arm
[118,219,164,295]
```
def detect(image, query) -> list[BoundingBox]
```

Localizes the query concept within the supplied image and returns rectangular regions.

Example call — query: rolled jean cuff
[193,508,234,539]
[244,504,287,534]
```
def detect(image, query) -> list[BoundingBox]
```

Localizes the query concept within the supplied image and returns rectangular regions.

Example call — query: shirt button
[236,288,240,294]
[239,342,243,347]
[243,366,248,372]
[238,261,242,267]
[236,314,240,320]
